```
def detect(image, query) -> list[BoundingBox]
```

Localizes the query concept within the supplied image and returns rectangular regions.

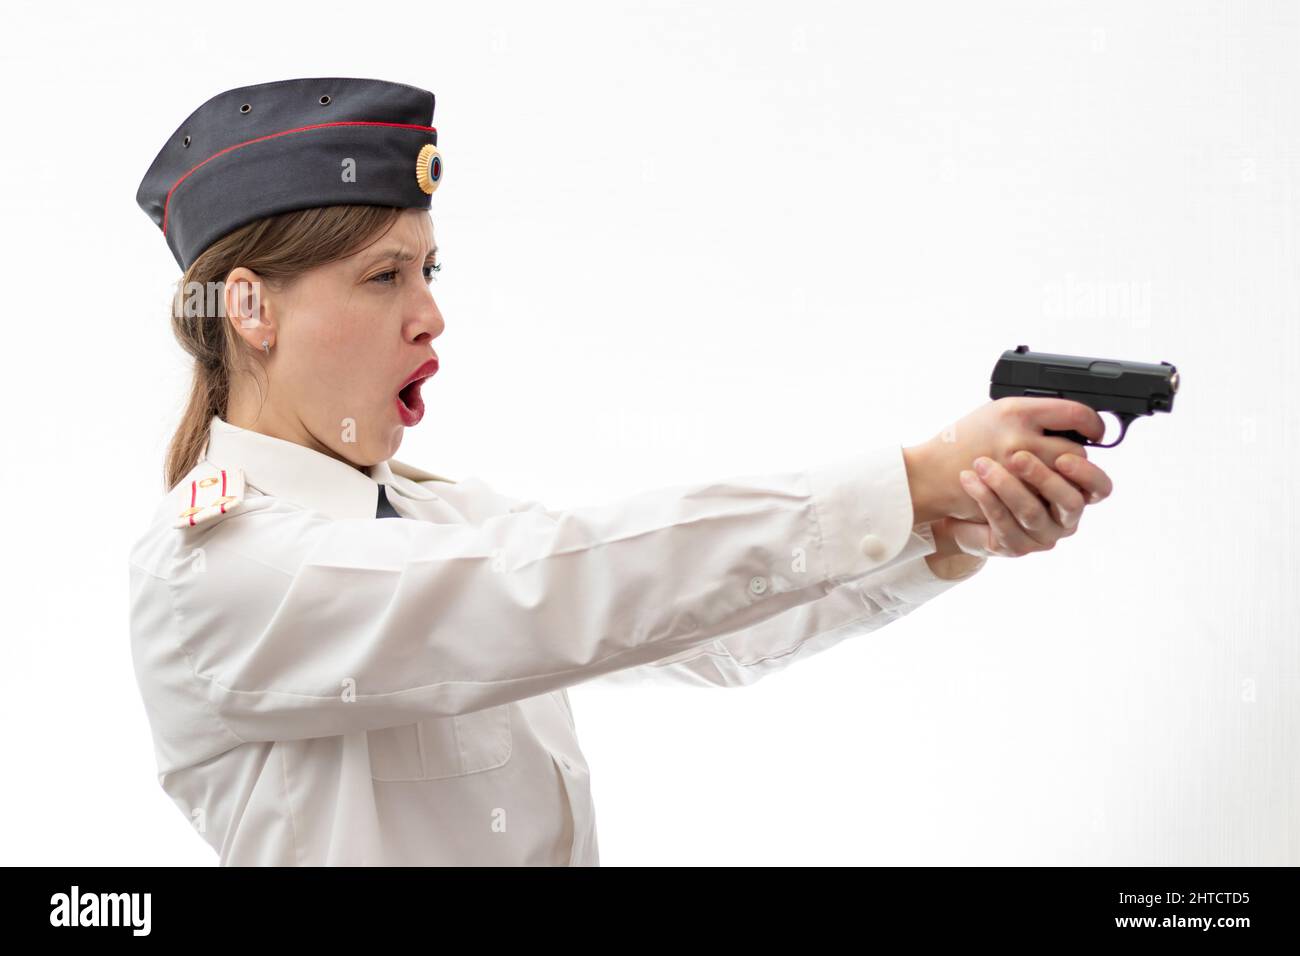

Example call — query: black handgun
[988,345,1179,447]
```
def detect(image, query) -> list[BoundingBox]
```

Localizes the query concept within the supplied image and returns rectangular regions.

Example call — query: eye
[423,261,441,282]
[370,269,399,284]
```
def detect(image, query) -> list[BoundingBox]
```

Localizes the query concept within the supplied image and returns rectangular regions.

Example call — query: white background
[1,0,1295,865]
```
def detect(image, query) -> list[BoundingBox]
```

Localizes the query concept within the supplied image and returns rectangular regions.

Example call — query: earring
[261,339,271,355]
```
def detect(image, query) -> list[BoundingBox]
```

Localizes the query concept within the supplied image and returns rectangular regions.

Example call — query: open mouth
[395,358,439,425]
[398,379,422,411]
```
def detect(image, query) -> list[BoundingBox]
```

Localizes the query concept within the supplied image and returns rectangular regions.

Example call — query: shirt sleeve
[129,443,938,744]
[588,521,986,688]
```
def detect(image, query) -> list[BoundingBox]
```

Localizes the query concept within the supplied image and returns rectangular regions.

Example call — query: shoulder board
[173,466,247,529]
[389,458,457,484]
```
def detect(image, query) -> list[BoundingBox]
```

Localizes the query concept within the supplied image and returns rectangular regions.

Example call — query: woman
[129,77,1113,866]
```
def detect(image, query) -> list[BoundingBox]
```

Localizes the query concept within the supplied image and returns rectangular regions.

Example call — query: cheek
[290,299,395,402]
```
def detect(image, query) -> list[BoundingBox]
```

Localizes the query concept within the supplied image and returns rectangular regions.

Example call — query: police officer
[129,76,1112,865]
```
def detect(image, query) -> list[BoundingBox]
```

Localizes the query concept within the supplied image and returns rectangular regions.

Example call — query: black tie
[375,483,402,519]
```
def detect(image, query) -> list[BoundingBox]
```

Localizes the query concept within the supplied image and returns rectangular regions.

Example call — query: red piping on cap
[161,120,438,237]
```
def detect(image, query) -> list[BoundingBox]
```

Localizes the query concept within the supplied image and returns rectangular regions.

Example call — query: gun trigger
[1090,411,1136,448]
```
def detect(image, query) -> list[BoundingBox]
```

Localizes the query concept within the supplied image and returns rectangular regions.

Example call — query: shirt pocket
[366,705,513,781]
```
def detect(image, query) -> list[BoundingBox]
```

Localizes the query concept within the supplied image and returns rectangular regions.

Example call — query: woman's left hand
[930,450,1114,566]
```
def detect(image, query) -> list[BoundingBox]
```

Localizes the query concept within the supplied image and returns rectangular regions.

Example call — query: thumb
[943,518,995,557]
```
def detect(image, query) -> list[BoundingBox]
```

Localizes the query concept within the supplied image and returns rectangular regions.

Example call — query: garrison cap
[136,77,442,271]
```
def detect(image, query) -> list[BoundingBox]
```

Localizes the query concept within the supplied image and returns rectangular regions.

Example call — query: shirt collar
[202,414,437,520]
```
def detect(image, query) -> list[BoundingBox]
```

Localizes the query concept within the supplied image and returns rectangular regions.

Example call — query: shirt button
[748,575,768,595]
[859,534,887,561]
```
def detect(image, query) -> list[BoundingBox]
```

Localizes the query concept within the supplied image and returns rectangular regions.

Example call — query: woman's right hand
[903,397,1107,523]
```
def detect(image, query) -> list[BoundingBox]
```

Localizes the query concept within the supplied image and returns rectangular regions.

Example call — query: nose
[406,284,445,344]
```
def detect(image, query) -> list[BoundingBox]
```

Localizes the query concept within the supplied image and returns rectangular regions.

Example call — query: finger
[1054,453,1114,505]
[1012,397,1107,443]
[959,468,1037,556]
[971,457,1057,547]
[945,518,997,559]
[1030,434,1092,466]
[1006,450,1087,530]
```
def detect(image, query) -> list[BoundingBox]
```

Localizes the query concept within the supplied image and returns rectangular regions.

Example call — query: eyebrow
[361,244,439,266]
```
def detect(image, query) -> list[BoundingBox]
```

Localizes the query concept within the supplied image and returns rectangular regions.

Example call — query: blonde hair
[164,204,406,490]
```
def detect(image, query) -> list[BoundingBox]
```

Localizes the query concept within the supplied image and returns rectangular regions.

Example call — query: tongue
[399,380,421,409]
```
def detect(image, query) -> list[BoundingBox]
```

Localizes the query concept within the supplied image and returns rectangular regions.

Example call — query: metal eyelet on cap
[319,94,331,105]
[182,135,191,147]
[240,103,251,114]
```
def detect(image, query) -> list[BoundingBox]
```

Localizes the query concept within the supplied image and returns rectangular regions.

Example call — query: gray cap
[136,77,441,271]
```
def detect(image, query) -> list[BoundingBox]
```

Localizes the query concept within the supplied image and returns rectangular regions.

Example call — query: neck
[223,392,363,472]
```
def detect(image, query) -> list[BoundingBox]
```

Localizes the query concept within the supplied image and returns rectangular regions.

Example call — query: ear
[224,267,275,354]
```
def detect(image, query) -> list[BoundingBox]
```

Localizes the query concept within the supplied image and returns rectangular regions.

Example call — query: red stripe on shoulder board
[189,480,198,527]
[220,469,228,512]
[161,120,438,236]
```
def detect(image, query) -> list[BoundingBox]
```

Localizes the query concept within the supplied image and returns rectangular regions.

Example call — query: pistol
[988,345,1179,447]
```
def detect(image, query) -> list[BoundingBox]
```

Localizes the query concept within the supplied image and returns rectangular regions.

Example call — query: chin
[381,421,407,461]
[388,431,407,459]
[331,415,403,467]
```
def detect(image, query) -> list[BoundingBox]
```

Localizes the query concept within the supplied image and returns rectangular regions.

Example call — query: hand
[937,449,1114,559]
[904,398,1106,524]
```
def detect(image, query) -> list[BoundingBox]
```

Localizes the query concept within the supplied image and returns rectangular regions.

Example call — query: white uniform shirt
[127,415,983,865]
